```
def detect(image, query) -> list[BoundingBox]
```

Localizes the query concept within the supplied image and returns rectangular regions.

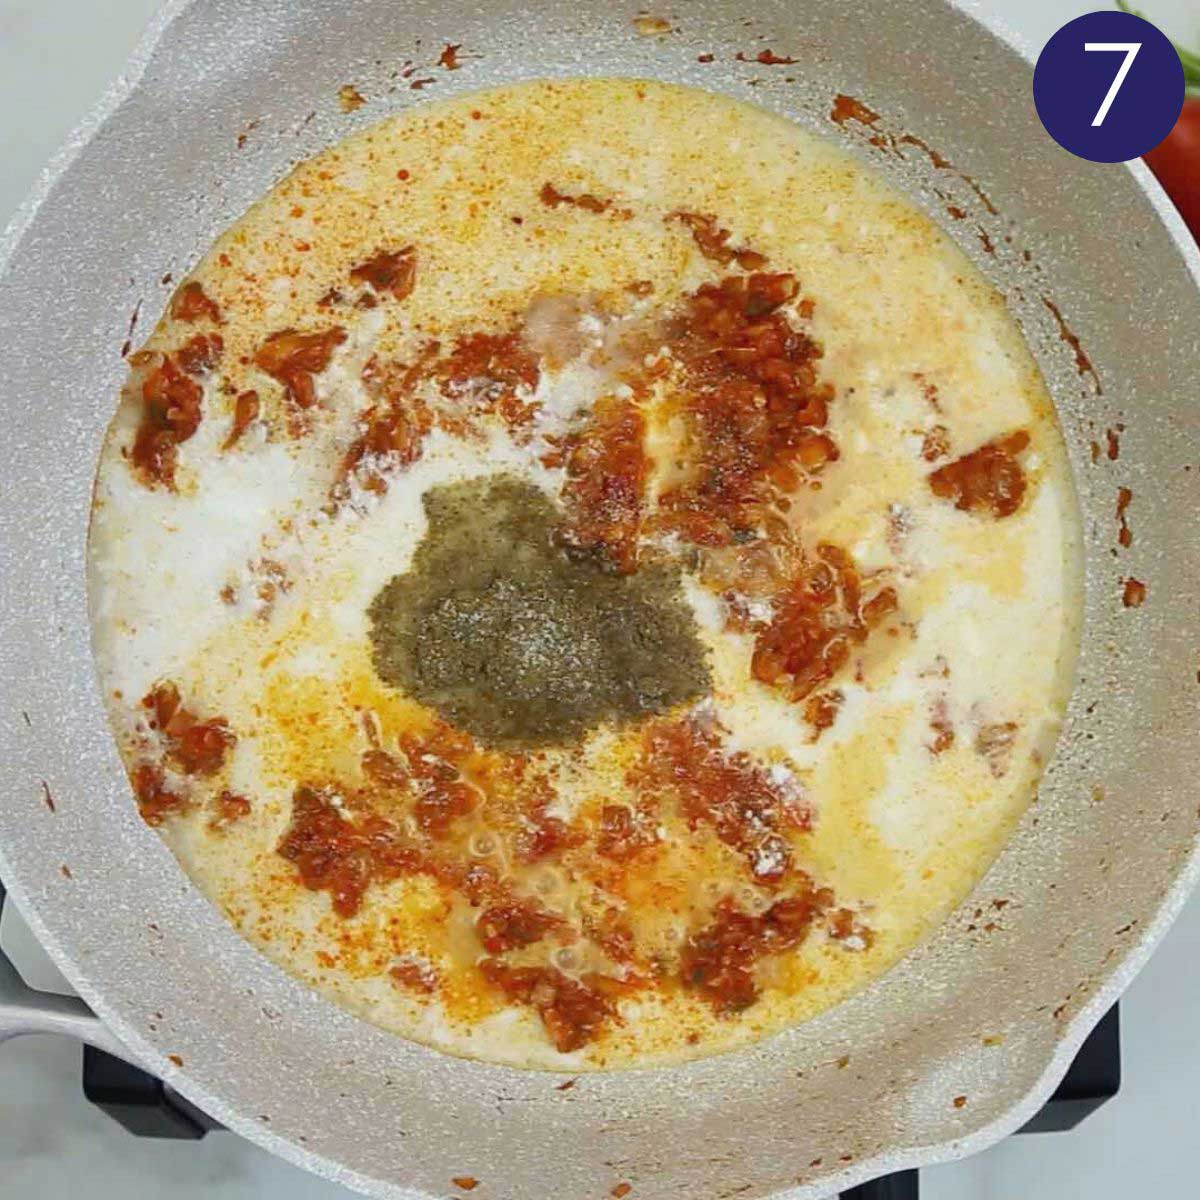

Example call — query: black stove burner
[82,1046,221,1139]
[80,1005,1121,1196]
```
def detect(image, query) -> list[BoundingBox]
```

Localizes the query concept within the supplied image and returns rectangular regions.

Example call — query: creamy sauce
[88,79,1081,1070]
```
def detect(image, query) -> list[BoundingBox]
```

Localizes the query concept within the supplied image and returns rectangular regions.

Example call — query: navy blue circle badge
[1033,10,1184,163]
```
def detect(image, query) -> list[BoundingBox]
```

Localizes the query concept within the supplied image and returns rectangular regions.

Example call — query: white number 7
[1084,42,1142,126]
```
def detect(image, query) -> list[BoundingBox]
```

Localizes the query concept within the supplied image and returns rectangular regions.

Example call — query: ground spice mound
[368,475,710,747]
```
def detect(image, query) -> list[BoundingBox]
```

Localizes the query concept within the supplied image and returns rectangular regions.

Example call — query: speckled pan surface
[0,0,1198,1196]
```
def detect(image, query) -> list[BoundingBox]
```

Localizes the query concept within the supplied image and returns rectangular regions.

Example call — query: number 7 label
[1084,42,1142,126]
[1034,11,1183,163]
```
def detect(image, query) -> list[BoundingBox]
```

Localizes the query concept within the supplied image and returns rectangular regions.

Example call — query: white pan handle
[0,877,137,1062]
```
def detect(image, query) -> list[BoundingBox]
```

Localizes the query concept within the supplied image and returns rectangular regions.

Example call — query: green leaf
[1115,0,1200,91]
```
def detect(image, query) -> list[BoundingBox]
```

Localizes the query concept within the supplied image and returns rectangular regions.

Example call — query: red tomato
[1144,98,1200,243]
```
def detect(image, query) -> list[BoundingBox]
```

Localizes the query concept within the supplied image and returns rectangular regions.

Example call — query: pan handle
[0,876,138,1062]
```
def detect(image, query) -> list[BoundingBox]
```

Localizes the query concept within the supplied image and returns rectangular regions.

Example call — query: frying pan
[2,1,1199,1196]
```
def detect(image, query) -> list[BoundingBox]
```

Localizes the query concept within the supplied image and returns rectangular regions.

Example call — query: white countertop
[2,2,1198,1197]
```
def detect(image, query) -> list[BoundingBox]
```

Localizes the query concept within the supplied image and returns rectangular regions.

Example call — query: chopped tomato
[1145,99,1200,242]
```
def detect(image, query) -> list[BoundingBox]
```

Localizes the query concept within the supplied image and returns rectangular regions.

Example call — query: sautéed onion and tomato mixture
[89,80,1080,1068]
